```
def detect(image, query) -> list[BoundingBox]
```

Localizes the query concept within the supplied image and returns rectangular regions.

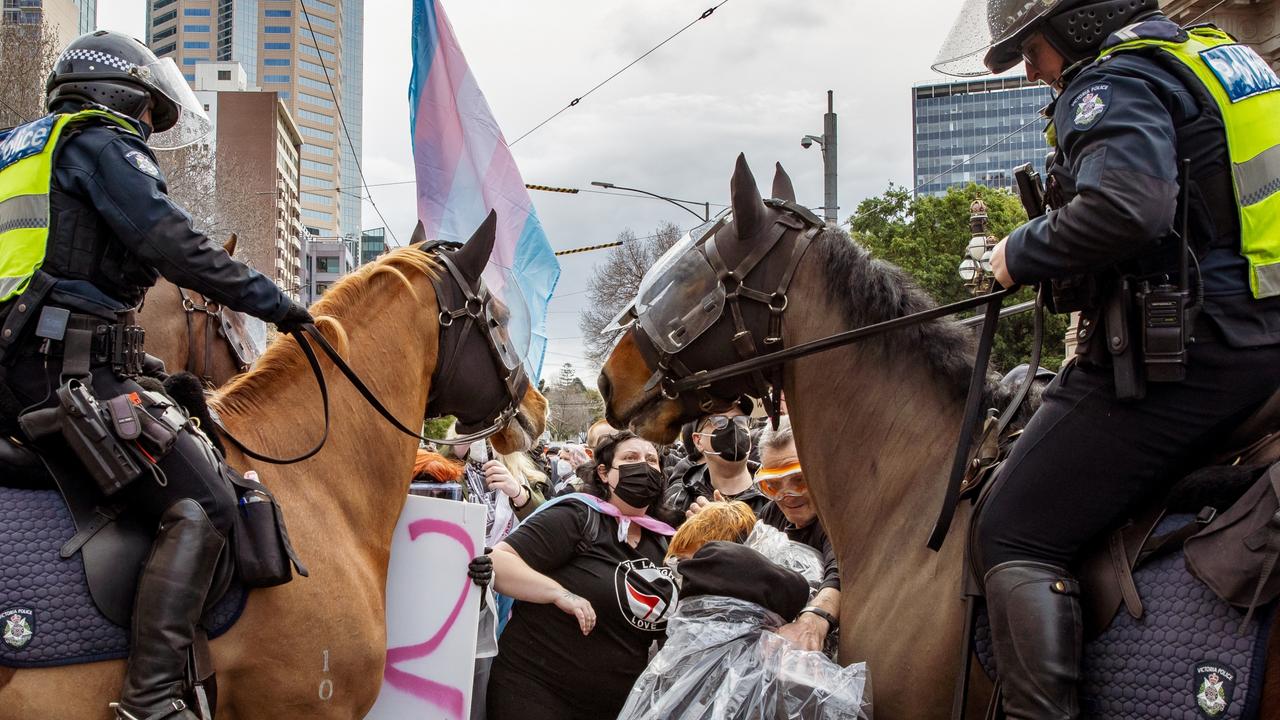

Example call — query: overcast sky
[96,0,972,383]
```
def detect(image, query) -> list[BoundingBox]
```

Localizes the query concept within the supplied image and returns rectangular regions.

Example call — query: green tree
[849,183,1068,373]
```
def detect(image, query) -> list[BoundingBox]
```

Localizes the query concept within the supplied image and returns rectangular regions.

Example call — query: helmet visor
[140,58,212,149]
[933,0,1061,76]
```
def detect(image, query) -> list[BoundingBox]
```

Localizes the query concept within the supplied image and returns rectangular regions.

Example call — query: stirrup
[109,698,188,720]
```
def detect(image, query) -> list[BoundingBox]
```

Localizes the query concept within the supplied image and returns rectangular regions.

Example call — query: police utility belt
[31,306,147,378]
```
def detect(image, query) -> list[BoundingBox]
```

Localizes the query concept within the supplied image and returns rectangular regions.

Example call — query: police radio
[1138,159,1196,383]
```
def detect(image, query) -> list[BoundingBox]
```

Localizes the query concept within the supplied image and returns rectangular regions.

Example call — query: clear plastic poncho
[744,522,826,591]
[617,595,872,720]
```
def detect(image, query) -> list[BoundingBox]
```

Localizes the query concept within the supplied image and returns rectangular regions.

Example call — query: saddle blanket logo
[2,607,35,650]
[1201,44,1280,102]
[1193,661,1236,718]
[1071,83,1111,130]
[0,115,56,172]
[614,559,679,632]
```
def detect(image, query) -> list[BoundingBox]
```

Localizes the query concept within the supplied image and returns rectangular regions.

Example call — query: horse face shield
[631,220,726,355]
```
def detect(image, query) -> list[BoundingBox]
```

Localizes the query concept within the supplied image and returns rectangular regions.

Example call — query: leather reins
[212,245,528,465]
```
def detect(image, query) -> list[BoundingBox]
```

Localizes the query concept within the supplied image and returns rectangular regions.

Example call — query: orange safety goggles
[755,461,807,499]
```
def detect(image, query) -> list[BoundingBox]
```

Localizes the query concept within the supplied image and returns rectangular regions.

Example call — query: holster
[18,379,144,496]
[1105,277,1145,401]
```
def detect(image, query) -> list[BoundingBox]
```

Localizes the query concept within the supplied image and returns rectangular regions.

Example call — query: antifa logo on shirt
[614,559,678,632]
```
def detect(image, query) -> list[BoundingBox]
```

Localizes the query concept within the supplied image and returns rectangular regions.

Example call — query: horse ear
[730,153,765,239]
[453,210,498,284]
[410,221,427,246]
[223,233,237,256]
[771,162,796,203]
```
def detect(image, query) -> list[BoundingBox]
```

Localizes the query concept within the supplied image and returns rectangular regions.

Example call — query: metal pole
[822,90,838,226]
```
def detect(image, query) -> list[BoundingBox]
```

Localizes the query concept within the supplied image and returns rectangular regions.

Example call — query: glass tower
[147,0,363,240]
[911,76,1054,196]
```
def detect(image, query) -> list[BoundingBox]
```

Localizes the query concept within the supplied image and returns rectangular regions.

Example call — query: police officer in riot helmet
[0,31,311,719]
[936,0,1280,717]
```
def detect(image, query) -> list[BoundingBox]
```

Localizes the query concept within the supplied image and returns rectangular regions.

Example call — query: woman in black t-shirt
[488,432,677,720]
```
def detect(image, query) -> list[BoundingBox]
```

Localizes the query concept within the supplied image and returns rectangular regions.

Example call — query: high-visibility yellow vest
[1100,26,1280,299]
[0,110,138,302]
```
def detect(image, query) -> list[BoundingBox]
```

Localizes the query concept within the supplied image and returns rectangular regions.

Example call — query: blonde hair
[500,448,547,486]
[665,501,757,562]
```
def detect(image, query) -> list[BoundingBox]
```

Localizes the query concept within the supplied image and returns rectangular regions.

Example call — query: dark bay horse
[0,215,546,718]
[598,155,1280,719]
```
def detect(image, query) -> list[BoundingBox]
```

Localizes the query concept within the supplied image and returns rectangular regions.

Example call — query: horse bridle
[423,240,531,445]
[620,199,1041,552]
[214,243,530,464]
[631,198,827,426]
[177,288,255,386]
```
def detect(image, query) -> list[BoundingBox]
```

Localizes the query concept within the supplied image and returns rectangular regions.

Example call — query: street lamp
[957,197,998,294]
[800,90,838,225]
[590,181,710,222]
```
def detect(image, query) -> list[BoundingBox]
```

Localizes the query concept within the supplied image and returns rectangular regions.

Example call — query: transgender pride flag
[409,0,560,379]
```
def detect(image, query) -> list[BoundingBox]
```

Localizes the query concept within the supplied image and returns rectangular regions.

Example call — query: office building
[303,236,356,303]
[912,76,1053,196]
[1162,0,1278,71]
[2,0,94,46]
[359,226,385,265]
[147,0,363,242]
[194,63,305,299]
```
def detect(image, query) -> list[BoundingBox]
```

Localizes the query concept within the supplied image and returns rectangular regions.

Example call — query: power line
[299,4,400,247]
[1188,0,1229,24]
[507,0,734,147]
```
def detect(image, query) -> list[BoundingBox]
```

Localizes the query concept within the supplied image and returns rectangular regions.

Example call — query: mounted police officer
[936,1,1280,717]
[0,31,312,719]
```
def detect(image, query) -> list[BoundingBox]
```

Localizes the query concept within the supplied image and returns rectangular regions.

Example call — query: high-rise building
[359,226,384,265]
[303,236,356,303]
[1162,0,1278,71]
[147,0,362,243]
[911,76,1053,196]
[193,62,305,298]
[3,0,95,46]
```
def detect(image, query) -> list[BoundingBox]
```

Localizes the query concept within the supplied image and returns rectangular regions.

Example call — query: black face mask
[707,423,751,463]
[612,462,665,508]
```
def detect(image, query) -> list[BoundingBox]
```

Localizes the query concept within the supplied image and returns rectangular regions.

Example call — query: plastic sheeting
[743,522,826,590]
[617,596,871,720]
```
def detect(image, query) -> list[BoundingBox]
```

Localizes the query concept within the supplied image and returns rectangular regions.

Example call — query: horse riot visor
[1097,25,1280,299]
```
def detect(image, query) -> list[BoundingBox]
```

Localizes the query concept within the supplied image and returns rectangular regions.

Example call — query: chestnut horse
[138,235,264,387]
[599,155,1279,719]
[0,218,547,718]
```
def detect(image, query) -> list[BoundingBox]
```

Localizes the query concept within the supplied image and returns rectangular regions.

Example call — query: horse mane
[810,228,1008,402]
[212,245,440,415]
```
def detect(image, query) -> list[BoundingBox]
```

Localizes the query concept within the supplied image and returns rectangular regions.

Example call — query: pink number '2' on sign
[383,518,477,720]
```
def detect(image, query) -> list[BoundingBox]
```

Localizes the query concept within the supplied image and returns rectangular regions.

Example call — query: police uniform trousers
[974,326,1280,575]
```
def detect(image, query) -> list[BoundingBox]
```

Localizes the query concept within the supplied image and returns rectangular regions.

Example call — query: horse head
[416,211,546,454]
[599,154,823,442]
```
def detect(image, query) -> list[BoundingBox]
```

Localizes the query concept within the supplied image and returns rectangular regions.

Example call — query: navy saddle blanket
[974,515,1274,720]
[0,486,246,668]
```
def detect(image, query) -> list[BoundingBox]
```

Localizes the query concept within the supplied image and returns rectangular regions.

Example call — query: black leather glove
[468,549,494,588]
[275,302,314,334]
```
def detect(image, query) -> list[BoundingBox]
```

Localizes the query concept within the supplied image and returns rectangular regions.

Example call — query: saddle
[0,435,239,630]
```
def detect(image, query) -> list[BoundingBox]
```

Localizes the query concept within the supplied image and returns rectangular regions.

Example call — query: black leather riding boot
[114,499,225,720]
[984,561,1083,720]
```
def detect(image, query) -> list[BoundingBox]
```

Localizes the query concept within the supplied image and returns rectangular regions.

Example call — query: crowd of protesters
[408,398,865,719]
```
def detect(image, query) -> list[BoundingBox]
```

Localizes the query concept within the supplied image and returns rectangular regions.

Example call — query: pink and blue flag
[409,0,560,378]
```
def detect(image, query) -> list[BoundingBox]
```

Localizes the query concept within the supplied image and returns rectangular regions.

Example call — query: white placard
[365,496,486,720]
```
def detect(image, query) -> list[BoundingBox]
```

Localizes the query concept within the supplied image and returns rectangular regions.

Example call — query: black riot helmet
[45,30,211,147]
[934,0,1160,77]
